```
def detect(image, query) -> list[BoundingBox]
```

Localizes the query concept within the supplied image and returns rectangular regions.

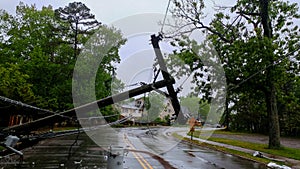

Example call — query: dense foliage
[169,0,300,148]
[0,2,124,121]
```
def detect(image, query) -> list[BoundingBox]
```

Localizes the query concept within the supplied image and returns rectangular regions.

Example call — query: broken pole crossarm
[72,78,175,114]
[150,34,181,118]
[3,79,175,132]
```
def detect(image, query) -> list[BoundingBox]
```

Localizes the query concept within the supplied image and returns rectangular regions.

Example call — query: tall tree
[259,0,280,148]
[170,0,300,148]
[55,2,101,59]
[0,2,124,116]
[1,3,70,110]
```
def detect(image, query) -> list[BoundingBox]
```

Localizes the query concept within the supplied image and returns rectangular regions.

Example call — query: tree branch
[238,12,260,29]
[237,11,260,16]
[195,23,232,43]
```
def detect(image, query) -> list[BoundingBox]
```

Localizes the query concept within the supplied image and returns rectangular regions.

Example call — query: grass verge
[191,130,300,161]
[172,133,272,165]
[173,133,299,166]
[205,137,300,160]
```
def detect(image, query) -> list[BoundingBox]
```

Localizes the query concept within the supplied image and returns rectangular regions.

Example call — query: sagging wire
[104,115,132,126]
[228,45,300,91]
[160,0,172,34]
[0,95,73,121]
[143,71,154,137]
[125,82,148,88]
[173,44,299,122]
[196,45,300,115]
[0,96,53,114]
[176,71,195,93]
[77,113,119,120]
[67,120,80,160]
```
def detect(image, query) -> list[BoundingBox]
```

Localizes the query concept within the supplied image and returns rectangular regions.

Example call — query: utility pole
[3,79,175,133]
[3,34,182,134]
[150,34,181,121]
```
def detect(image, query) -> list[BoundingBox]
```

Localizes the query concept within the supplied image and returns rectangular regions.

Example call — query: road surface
[121,127,266,169]
[1,127,266,169]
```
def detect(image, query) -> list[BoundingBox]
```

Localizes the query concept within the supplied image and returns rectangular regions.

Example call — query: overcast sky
[1,0,299,96]
[1,0,298,33]
[1,0,298,29]
[0,0,172,23]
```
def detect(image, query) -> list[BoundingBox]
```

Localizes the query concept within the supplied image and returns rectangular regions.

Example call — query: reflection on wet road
[122,127,266,169]
[2,127,267,169]
[163,142,266,169]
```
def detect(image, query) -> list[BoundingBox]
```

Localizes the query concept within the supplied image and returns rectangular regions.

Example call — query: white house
[119,97,144,119]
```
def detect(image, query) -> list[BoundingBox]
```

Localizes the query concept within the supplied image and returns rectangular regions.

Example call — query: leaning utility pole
[150,34,181,119]
[3,34,182,133]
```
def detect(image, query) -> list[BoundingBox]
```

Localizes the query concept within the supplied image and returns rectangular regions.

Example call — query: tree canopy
[0,2,125,122]
[169,0,300,148]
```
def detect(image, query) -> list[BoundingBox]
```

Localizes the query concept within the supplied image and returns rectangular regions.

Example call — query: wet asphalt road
[1,127,267,169]
[122,127,266,169]
[1,133,107,169]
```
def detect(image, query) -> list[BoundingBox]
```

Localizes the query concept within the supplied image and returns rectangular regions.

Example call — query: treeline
[0,2,124,119]
[168,0,300,141]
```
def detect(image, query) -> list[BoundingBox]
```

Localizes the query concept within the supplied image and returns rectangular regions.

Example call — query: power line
[77,114,119,120]
[177,71,194,92]
[0,96,54,114]
[161,0,172,34]
[228,45,300,91]
[125,82,148,88]
[0,96,73,120]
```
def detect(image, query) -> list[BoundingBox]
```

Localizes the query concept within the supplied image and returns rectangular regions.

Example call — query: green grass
[206,137,300,160]
[194,129,260,135]
[174,131,299,167]
[172,133,272,165]
[189,130,300,161]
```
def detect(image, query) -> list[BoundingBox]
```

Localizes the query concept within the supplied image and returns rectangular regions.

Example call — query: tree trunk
[260,0,281,148]
[224,95,230,130]
[265,80,281,148]
[74,22,78,59]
